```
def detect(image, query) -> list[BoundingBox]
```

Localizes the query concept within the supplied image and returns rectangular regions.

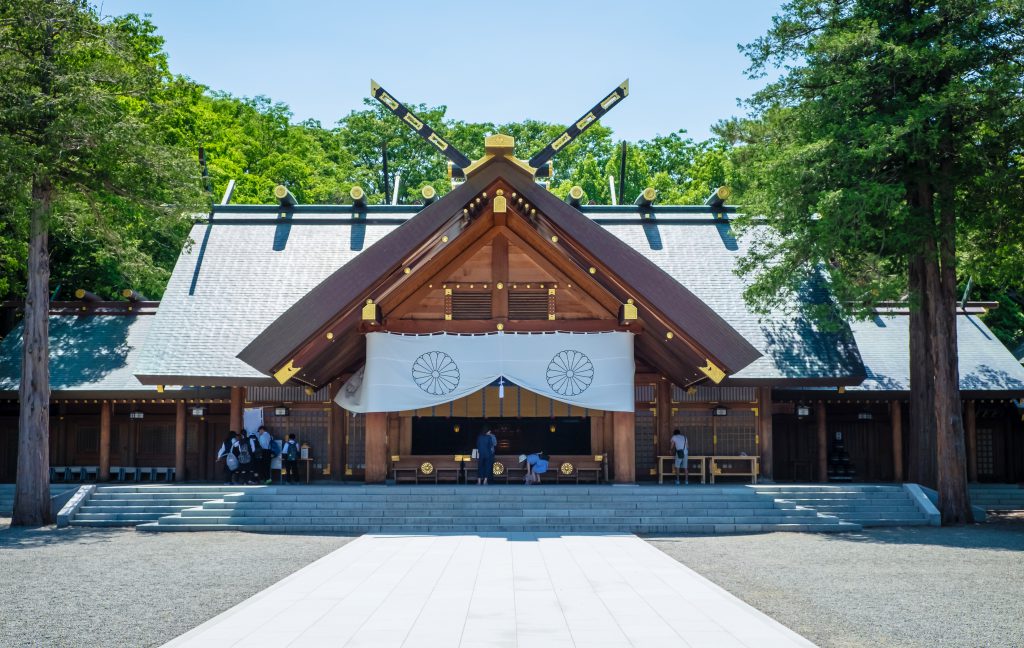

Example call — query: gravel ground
[648,520,1024,648]
[0,519,353,648]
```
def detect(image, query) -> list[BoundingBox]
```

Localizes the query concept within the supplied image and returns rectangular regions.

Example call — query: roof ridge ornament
[369,78,630,182]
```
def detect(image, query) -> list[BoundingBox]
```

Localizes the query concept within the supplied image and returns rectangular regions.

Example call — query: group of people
[216,426,303,485]
[473,429,549,485]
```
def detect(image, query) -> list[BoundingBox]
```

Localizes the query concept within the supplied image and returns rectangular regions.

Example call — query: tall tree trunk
[931,146,971,524]
[906,179,937,488]
[907,253,936,488]
[13,178,53,526]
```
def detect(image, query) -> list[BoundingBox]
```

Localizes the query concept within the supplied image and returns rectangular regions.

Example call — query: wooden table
[657,455,708,484]
[708,456,760,484]
[298,458,313,484]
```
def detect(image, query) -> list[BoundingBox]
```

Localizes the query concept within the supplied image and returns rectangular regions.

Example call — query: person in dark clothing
[281,433,301,484]
[476,429,497,485]
[216,431,239,484]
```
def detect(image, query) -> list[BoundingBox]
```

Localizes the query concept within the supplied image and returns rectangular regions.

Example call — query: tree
[0,0,201,525]
[728,0,1024,523]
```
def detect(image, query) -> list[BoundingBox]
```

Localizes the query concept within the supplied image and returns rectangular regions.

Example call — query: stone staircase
[751,484,931,526]
[0,484,78,517]
[136,485,861,534]
[69,485,260,527]
[970,484,1024,511]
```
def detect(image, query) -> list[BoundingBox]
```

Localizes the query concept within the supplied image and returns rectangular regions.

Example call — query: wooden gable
[238,156,761,391]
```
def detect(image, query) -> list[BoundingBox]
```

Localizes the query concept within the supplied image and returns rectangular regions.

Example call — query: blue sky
[96,1,783,141]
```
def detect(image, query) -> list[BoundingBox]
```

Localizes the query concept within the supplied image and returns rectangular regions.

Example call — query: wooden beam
[759,386,774,480]
[891,399,904,482]
[230,387,244,434]
[492,235,509,320]
[612,410,636,483]
[365,412,388,483]
[378,319,634,334]
[99,401,111,481]
[965,400,977,483]
[329,380,345,481]
[175,400,186,482]
[817,401,828,483]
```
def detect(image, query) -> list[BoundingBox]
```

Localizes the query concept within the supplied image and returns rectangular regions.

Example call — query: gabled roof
[600,222,865,384]
[134,209,410,385]
[0,305,221,398]
[237,157,762,388]
[846,312,1024,396]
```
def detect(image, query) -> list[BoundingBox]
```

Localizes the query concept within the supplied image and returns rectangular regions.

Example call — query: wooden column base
[175,401,186,482]
[612,410,636,483]
[365,412,389,483]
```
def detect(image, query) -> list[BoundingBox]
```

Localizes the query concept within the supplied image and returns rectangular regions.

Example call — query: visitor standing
[256,425,273,485]
[236,429,254,484]
[670,428,689,485]
[216,431,239,484]
[281,434,301,484]
[269,432,283,483]
[476,429,497,485]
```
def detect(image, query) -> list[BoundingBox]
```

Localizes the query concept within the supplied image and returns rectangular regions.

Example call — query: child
[281,433,301,484]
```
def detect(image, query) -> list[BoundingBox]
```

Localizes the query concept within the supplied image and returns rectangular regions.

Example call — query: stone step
[138,521,860,534]
[175,508,821,522]
[200,500,784,511]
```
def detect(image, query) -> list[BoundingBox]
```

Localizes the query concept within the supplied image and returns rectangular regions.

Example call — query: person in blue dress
[476,429,497,485]
[524,451,549,485]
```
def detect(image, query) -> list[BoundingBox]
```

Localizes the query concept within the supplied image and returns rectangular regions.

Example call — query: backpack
[237,439,252,465]
[225,452,239,471]
[285,441,299,461]
[271,439,282,458]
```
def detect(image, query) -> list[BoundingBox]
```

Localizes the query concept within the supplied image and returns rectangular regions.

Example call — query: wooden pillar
[759,387,774,480]
[230,386,244,433]
[589,414,604,454]
[387,413,401,460]
[99,401,111,481]
[175,400,186,482]
[328,380,345,481]
[891,400,904,482]
[365,411,388,483]
[656,380,673,456]
[965,400,977,483]
[399,416,413,455]
[816,401,828,483]
[612,410,636,483]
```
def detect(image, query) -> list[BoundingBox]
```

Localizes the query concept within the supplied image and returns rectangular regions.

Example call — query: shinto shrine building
[1,82,1023,487]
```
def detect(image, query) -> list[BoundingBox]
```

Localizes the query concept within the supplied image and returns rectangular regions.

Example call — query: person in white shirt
[670,429,689,485]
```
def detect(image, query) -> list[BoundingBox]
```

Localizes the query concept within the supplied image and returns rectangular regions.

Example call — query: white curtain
[336,331,635,413]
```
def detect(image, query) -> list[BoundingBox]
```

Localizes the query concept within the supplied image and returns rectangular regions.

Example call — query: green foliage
[0,0,204,301]
[727,0,1024,326]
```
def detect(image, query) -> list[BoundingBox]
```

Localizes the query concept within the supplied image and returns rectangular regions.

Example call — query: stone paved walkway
[164,534,815,648]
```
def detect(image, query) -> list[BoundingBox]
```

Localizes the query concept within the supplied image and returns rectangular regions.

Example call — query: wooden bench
[391,457,461,483]
[657,455,708,484]
[708,455,760,484]
[553,456,606,483]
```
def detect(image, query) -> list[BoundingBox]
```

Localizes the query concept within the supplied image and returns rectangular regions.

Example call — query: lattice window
[671,410,714,454]
[977,428,994,476]
[509,292,550,320]
[451,292,492,319]
[266,408,328,465]
[635,383,656,403]
[346,413,366,470]
[139,422,175,455]
[634,410,657,475]
[672,385,757,403]
[714,410,758,456]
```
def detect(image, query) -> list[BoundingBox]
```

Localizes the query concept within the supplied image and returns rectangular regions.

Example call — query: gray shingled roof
[847,313,1024,393]
[135,207,863,385]
[134,211,407,384]
[0,314,154,394]
[600,221,864,382]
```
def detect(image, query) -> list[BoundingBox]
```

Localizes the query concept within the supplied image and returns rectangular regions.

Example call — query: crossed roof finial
[369,79,629,180]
